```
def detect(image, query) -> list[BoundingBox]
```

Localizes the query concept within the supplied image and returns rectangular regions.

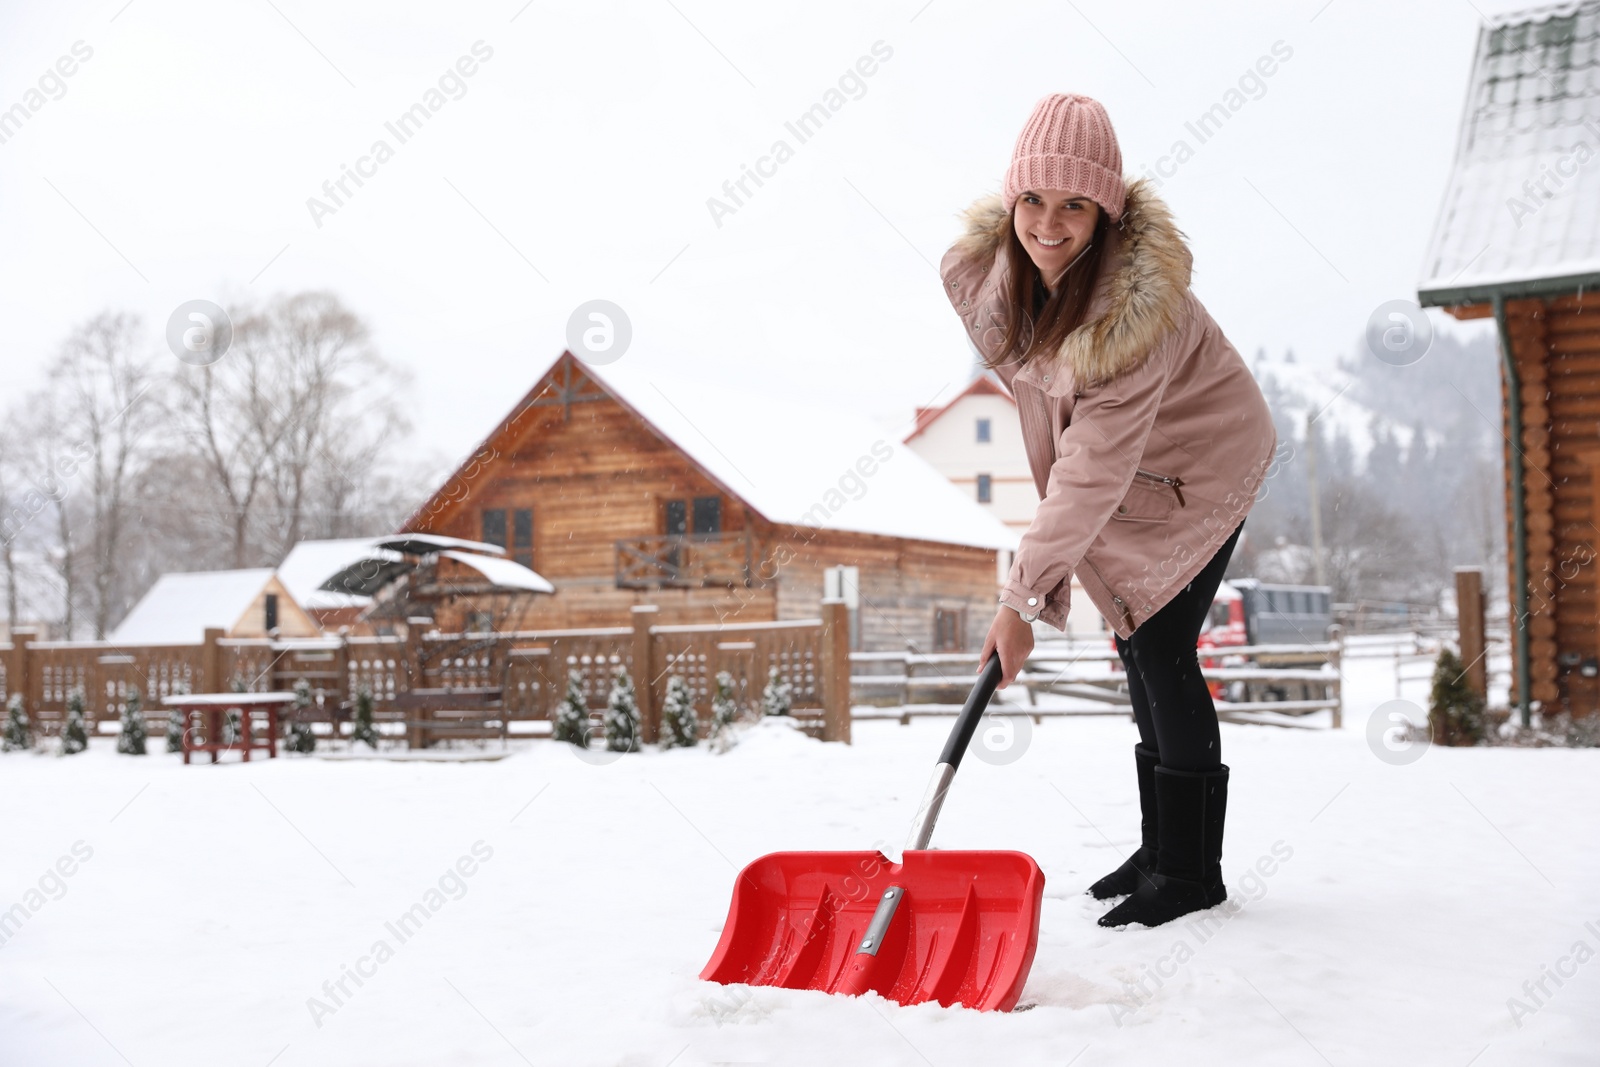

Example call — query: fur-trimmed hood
[946,177,1194,387]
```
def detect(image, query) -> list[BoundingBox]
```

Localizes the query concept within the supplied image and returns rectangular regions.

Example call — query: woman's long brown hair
[989,205,1112,370]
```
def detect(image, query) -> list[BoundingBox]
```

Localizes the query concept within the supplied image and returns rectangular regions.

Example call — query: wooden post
[1327,623,1344,730]
[632,605,659,744]
[201,628,224,693]
[333,636,350,742]
[1455,567,1487,701]
[820,598,852,744]
[404,616,431,694]
[6,626,36,715]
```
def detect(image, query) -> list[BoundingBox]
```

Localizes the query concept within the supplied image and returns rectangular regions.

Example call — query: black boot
[1086,743,1160,899]
[1098,764,1228,929]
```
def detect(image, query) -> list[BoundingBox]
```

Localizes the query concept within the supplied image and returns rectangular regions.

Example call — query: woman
[940,93,1277,929]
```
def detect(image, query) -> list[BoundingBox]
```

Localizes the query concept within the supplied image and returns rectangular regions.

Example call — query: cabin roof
[277,538,388,610]
[279,536,549,605]
[109,568,281,644]
[406,351,1020,552]
[1417,1,1600,301]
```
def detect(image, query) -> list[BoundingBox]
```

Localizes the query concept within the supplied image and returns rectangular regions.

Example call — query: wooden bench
[391,687,507,749]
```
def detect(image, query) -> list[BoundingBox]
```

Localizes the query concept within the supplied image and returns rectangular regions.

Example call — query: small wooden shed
[1417,0,1600,720]
[109,569,319,643]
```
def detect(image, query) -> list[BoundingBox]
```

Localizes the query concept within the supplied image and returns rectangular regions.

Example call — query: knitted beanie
[1002,93,1125,221]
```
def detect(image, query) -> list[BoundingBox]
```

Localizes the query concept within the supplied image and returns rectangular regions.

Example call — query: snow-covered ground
[1,641,1595,1066]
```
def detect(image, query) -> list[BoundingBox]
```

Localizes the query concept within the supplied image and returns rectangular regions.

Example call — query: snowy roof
[582,356,1020,551]
[276,538,392,610]
[372,533,506,557]
[439,550,556,593]
[109,568,278,644]
[279,536,549,604]
[1417,1,1600,299]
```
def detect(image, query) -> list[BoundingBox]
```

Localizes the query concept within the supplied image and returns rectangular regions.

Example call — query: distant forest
[1228,326,1506,612]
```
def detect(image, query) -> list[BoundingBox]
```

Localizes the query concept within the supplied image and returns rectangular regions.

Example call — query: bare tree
[47,312,160,636]
[248,292,408,557]
[175,312,299,568]
[3,382,89,637]
[174,290,412,567]
[0,426,22,632]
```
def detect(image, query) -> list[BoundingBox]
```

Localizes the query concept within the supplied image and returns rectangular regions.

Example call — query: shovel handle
[904,651,1004,852]
[939,650,1004,770]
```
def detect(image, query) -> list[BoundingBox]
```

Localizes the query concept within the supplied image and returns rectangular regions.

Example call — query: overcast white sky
[0,0,1533,475]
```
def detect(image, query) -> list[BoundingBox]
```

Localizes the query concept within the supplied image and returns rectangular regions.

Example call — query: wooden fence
[1,600,854,744]
[849,633,1346,729]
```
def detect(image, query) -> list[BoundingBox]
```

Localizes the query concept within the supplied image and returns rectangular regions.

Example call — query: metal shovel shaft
[904,651,1004,852]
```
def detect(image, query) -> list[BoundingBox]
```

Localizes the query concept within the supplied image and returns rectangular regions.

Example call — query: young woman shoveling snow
[940,93,1278,930]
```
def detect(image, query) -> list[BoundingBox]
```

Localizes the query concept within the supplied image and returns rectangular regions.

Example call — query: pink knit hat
[1003,93,1125,221]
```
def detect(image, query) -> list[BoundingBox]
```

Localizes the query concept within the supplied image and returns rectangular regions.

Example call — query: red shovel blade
[700,849,1044,1012]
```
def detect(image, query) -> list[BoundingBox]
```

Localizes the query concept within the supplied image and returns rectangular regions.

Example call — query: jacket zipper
[1134,468,1186,507]
[1081,555,1136,631]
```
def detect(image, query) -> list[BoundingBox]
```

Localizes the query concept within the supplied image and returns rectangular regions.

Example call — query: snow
[107,568,277,644]
[1417,5,1600,295]
[586,357,1021,553]
[276,539,396,611]
[372,534,508,558]
[1485,1,1591,31]
[279,537,549,608]
[437,550,555,594]
[1,642,1595,1066]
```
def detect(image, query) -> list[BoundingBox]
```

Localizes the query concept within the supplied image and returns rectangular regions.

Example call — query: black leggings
[1113,518,1244,773]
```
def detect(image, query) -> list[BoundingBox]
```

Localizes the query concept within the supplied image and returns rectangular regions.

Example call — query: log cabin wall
[1501,292,1600,715]
[764,523,997,654]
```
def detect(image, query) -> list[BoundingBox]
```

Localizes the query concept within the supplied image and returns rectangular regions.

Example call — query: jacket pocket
[1132,467,1186,506]
[1081,554,1136,631]
[1111,476,1176,523]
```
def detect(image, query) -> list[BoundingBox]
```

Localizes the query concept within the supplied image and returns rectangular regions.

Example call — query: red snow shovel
[700,651,1043,1012]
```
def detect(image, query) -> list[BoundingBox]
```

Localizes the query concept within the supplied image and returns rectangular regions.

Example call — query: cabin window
[482,508,507,548]
[512,508,533,568]
[976,418,991,443]
[692,496,721,535]
[466,611,492,634]
[665,496,722,537]
[976,473,992,503]
[934,607,966,652]
[665,499,686,537]
[264,593,278,632]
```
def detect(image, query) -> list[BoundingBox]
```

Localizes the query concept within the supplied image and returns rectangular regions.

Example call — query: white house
[903,363,1109,636]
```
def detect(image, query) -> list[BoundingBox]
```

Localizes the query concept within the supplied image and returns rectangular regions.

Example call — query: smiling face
[1013,189,1101,293]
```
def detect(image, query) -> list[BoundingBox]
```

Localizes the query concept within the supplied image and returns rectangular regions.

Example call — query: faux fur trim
[951,178,1194,386]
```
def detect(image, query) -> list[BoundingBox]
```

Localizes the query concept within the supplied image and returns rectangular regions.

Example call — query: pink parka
[940,177,1279,640]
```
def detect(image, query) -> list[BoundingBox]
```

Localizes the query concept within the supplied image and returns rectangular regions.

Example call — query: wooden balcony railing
[614,532,754,589]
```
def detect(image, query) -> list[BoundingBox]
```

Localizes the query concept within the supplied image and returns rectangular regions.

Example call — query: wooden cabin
[397,351,1019,653]
[1417,0,1600,719]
